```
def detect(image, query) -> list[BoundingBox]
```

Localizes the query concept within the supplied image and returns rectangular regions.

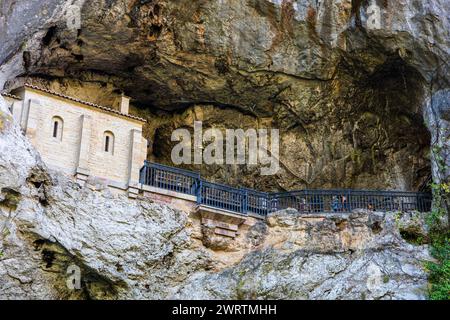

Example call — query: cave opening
[143,55,433,194]
[11,39,433,195]
[334,54,432,193]
[42,26,57,47]
[11,61,432,195]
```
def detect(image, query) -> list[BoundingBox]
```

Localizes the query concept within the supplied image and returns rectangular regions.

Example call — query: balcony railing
[269,190,432,214]
[139,161,200,196]
[139,161,432,218]
[200,181,246,214]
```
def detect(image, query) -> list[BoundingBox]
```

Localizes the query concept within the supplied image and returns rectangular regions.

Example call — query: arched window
[103,131,114,154]
[51,116,63,141]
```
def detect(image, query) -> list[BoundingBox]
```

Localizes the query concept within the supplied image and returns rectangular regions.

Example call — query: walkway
[139,161,432,218]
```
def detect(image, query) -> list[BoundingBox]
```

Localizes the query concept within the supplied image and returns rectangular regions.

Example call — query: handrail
[140,161,199,196]
[139,162,433,217]
[200,181,246,214]
[240,187,269,216]
[143,160,201,178]
[270,189,429,196]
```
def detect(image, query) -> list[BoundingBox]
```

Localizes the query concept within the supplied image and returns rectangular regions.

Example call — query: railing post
[347,190,352,212]
[268,194,273,213]
[139,166,144,184]
[242,189,248,215]
[271,194,277,213]
[139,161,149,185]
[267,193,272,216]
[196,178,203,204]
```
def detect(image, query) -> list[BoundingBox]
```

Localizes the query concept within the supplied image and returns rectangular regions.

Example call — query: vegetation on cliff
[426,181,450,300]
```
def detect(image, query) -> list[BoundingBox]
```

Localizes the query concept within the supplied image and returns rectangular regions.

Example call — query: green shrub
[426,224,450,300]
[426,257,450,300]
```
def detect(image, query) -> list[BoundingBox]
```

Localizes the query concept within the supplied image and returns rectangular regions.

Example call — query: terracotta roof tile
[23,84,146,123]
[1,92,21,100]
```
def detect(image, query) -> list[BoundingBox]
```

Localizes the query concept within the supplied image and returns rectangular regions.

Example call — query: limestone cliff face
[0,96,433,299]
[1,0,449,191]
[0,0,448,300]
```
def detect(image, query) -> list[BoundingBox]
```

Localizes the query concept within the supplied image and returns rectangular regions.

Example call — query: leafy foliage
[426,180,450,300]
[426,229,450,300]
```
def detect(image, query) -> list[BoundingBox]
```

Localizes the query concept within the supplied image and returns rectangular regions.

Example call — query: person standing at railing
[332,196,340,212]
[299,198,308,213]
[341,195,348,212]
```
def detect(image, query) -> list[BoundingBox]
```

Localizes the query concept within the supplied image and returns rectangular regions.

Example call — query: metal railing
[139,162,432,217]
[139,161,200,196]
[269,190,432,214]
[241,187,270,216]
[200,181,246,214]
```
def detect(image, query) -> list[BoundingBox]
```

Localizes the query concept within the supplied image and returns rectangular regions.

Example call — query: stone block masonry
[4,85,147,197]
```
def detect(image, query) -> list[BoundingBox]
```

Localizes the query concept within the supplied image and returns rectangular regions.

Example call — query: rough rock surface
[0,0,447,300]
[1,96,433,299]
[1,0,449,191]
[0,96,211,299]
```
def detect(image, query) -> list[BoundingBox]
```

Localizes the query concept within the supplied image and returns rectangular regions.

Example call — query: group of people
[331,195,350,212]
[295,195,377,213]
